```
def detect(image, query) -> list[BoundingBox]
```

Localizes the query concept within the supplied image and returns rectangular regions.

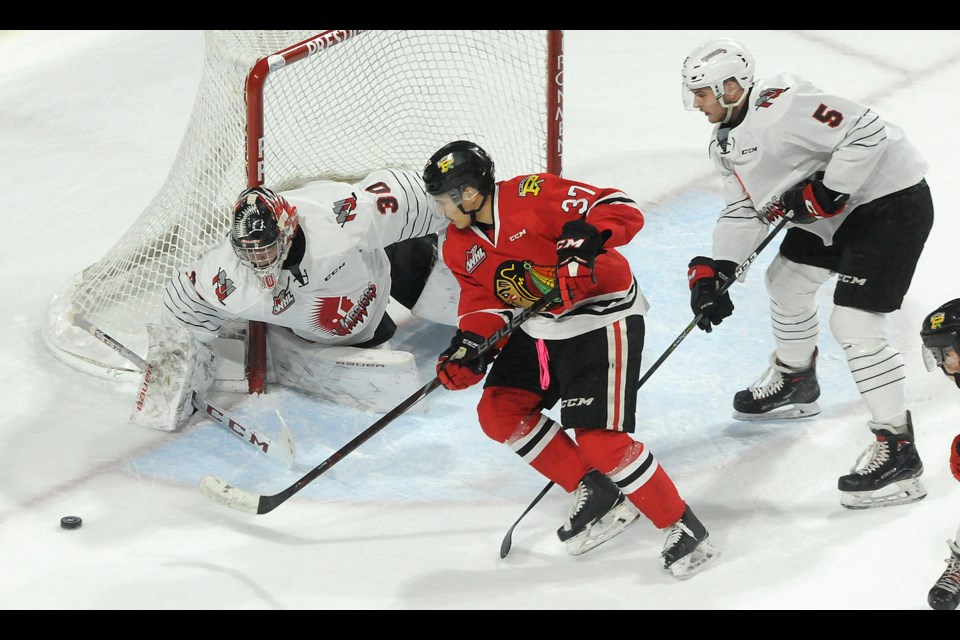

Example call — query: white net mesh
[44,30,558,382]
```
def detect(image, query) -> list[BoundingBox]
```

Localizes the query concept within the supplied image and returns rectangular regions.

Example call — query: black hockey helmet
[422,140,495,204]
[230,185,298,288]
[920,298,960,373]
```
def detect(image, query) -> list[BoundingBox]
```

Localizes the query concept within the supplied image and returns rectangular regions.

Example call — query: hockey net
[44,29,563,393]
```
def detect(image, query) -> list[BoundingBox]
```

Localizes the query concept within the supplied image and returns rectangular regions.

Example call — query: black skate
[557,470,639,556]
[928,539,960,611]
[733,349,821,420]
[838,411,926,509]
[660,505,719,579]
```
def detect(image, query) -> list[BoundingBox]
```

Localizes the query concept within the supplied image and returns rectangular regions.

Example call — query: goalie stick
[499,214,793,558]
[73,314,297,469]
[199,289,562,515]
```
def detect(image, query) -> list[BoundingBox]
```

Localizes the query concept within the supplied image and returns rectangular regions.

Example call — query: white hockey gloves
[130,324,216,432]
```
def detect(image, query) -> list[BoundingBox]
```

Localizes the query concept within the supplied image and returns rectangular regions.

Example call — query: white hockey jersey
[708,73,929,268]
[161,169,446,346]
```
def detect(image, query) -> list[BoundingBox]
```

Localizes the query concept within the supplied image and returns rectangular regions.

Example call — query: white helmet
[681,38,755,112]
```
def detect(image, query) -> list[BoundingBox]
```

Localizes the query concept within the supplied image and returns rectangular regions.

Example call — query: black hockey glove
[436,330,497,391]
[556,219,612,311]
[687,256,737,333]
[766,174,849,225]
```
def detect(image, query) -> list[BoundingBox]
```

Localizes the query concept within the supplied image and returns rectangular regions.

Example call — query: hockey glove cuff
[688,256,736,333]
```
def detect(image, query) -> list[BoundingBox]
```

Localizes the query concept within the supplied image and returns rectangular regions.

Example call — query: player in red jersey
[422,140,719,577]
[920,299,960,610]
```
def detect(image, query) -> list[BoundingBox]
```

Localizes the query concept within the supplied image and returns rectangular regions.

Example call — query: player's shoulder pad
[502,172,561,199]
[748,73,806,123]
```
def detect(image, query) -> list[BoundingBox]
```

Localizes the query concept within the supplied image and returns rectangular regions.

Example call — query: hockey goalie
[142,168,459,431]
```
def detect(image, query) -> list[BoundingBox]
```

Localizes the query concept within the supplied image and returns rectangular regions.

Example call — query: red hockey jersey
[442,172,650,341]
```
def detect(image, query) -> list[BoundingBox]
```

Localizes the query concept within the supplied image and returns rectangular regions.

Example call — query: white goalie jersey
[161,169,446,346]
[708,73,929,269]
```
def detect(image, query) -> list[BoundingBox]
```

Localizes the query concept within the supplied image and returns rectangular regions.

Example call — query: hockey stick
[499,480,554,558]
[636,213,791,388]
[199,289,563,515]
[73,314,297,469]
[499,215,793,558]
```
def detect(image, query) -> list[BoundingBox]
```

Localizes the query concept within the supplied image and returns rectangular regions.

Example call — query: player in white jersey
[680,38,934,510]
[159,169,459,416]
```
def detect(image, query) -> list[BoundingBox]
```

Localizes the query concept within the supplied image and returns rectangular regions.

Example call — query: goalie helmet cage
[43,29,564,393]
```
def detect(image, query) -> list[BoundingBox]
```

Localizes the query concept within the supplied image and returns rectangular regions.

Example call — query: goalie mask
[423,140,495,218]
[230,186,299,289]
[681,38,755,120]
[921,298,960,377]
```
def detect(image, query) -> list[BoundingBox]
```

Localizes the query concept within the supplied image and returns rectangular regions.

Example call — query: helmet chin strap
[457,192,490,224]
[719,88,748,124]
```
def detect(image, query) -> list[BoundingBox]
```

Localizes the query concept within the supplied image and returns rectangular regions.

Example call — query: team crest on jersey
[465,244,487,273]
[755,87,788,109]
[334,193,359,226]
[493,260,558,309]
[309,282,378,337]
[517,175,544,197]
[272,277,295,315]
[212,268,235,304]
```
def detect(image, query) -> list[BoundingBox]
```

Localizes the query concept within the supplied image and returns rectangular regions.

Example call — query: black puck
[60,516,82,530]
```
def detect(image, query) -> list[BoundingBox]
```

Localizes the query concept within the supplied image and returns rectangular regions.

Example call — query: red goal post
[44,30,564,394]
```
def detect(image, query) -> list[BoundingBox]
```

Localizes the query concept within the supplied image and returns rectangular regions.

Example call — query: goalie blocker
[132,324,217,432]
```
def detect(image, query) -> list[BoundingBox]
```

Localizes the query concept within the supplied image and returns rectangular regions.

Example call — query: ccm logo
[837,274,867,286]
[561,397,594,407]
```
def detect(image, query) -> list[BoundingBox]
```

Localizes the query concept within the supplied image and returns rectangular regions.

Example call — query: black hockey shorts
[484,314,645,432]
[779,179,933,313]
[384,233,438,309]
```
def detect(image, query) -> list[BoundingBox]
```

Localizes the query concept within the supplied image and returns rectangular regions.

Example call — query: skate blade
[667,539,720,580]
[840,477,927,510]
[565,502,641,556]
[733,401,821,422]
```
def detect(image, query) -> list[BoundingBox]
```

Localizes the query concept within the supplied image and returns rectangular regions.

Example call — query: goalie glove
[436,330,496,391]
[555,219,612,312]
[130,324,216,431]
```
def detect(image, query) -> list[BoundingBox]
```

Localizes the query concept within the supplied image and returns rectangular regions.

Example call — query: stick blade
[275,413,298,468]
[499,531,514,559]
[199,475,262,514]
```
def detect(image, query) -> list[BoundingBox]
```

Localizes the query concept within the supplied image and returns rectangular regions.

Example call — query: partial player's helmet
[681,37,755,111]
[920,298,960,373]
[230,186,299,289]
[422,140,495,205]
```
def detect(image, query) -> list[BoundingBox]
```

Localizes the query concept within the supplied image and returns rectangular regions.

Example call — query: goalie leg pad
[130,324,216,432]
[267,327,425,413]
[407,233,459,327]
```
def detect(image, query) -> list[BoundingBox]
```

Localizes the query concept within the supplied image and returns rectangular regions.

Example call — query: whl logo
[272,278,294,315]
[465,244,487,273]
